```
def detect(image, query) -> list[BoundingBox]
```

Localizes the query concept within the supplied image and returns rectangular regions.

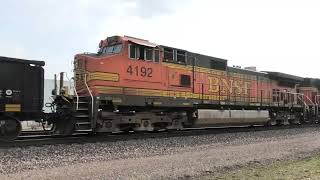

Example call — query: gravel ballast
[1,126,320,179]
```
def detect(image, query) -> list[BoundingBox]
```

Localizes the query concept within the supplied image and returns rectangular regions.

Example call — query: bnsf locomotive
[1,35,320,141]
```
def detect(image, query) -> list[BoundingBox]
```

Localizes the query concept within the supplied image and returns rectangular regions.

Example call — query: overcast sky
[1,0,319,78]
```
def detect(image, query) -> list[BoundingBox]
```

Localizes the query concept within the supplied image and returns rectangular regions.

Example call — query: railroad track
[0,124,318,148]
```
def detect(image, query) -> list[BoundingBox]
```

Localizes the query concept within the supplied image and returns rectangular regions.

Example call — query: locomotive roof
[0,56,45,66]
[160,45,227,62]
[123,36,158,47]
[228,66,268,76]
[160,45,227,70]
[301,78,320,88]
[265,71,304,82]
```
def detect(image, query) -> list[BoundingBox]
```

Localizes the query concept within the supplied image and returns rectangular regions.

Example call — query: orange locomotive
[2,35,319,141]
[72,35,319,133]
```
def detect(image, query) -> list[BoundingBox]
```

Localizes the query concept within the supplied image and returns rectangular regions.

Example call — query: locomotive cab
[74,36,164,98]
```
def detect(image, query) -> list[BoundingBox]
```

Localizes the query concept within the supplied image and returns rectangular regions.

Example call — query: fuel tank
[194,109,270,127]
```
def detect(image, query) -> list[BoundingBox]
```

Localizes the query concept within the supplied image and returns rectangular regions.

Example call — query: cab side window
[146,48,153,61]
[129,43,160,63]
[154,49,160,63]
[138,46,145,60]
[129,44,137,59]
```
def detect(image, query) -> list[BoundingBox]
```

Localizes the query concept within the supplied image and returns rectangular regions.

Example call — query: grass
[199,155,320,180]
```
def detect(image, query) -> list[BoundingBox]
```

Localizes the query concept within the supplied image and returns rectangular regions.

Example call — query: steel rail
[0,124,318,149]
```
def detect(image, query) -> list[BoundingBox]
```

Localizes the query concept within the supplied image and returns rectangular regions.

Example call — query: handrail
[73,77,79,110]
[284,91,307,107]
[314,95,320,117]
[84,73,94,118]
[63,72,79,110]
[315,95,320,105]
[285,91,315,114]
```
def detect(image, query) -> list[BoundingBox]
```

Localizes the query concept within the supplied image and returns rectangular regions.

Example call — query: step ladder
[73,96,92,132]
[71,73,94,133]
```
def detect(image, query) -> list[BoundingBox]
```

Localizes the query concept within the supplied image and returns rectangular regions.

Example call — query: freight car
[0,56,45,140]
[1,35,320,141]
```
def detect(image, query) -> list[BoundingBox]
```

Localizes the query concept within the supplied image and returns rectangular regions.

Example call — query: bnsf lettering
[127,65,152,77]
[208,76,251,95]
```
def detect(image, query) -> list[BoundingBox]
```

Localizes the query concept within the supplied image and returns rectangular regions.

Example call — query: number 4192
[127,65,152,77]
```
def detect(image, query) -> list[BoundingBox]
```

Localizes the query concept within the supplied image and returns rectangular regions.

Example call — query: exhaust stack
[59,72,64,95]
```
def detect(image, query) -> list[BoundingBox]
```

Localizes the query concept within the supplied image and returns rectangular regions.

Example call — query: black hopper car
[0,56,83,141]
[0,56,45,140]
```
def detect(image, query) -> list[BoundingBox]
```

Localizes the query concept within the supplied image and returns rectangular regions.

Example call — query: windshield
[99,44,122,55]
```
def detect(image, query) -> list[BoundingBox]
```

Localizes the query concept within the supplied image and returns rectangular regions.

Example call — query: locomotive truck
[0,35,319,141]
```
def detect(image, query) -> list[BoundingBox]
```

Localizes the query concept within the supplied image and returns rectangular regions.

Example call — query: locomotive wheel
[0,117,22,141]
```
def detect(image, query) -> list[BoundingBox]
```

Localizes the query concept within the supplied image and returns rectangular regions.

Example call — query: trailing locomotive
[1,35,320,141]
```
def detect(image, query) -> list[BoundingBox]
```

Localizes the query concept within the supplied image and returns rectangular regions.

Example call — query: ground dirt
[1,127,320,180]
